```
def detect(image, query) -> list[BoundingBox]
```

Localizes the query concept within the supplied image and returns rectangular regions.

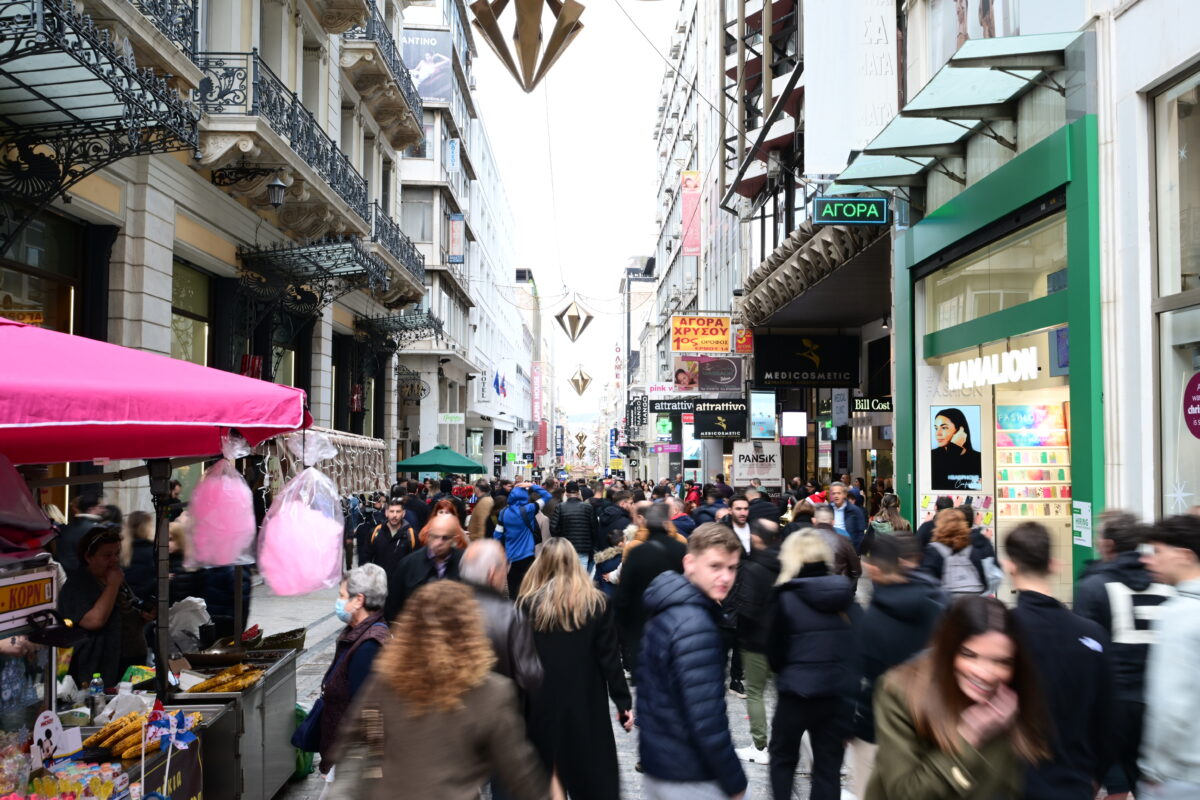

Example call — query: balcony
[370,202,426,307]
[341,1,423,149]
[196,51,371,238]
[78,0,204,87]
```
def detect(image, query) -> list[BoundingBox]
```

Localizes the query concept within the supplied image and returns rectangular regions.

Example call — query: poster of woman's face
[929,405,983,490]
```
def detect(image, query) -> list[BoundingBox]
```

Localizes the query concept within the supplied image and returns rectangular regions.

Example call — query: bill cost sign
[813,197,889,225]
[671,315,731,353]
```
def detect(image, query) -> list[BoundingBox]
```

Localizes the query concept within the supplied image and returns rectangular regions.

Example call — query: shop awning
[832,31,1085,191]
[0,318,309,465]
[237,236,390,319]
[0,0,199,252]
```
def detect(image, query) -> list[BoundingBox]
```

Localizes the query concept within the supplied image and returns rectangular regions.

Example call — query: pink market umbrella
[0,318,310,465]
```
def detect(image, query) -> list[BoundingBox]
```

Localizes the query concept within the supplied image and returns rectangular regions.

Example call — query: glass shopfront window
[0,265,73,332]
[921,212,1067,335]
[171,262,210,366]
[917,326,1074,601]
[1160,306,1200,514]
[1156,70,1200,296]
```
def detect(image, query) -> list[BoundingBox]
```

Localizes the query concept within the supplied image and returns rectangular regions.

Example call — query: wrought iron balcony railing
[371,201,425,282]
[130,0,197,56]
[344,1,423,123]
[196,51,370,222]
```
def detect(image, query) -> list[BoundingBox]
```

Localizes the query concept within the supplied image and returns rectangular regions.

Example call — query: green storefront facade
[893,116,1102,600]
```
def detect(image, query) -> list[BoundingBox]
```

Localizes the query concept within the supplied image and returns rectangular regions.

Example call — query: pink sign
[779,436,799,446]
[653,444,683,453]
[1185,373,1200,439]
[681,171,701,257]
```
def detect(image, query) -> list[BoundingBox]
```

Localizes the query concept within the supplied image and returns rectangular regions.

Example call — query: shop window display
[1160,305,1200,514]
[916,328,1073,601]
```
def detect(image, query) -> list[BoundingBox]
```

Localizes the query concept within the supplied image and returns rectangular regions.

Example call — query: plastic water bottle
[88,673,106,721]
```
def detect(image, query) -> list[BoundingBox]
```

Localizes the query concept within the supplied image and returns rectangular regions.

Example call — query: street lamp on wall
[267,174,287,210]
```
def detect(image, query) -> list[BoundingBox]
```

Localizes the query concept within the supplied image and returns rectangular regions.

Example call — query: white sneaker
[734,745,769,764]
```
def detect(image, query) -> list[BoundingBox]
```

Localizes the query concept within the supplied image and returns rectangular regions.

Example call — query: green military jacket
[865,677,1023,800]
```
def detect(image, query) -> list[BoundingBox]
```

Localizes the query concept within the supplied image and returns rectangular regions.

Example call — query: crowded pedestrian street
[4,0,1200,799]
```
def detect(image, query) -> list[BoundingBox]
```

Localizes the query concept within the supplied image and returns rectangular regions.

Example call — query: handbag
[291,697,325,751]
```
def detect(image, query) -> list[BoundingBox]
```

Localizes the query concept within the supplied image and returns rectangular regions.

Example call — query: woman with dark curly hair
[326,581,548,800]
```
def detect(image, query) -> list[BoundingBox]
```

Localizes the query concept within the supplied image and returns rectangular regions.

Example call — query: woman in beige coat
[327,580,549,800]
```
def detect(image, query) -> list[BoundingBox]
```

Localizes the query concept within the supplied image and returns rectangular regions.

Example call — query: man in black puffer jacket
[637,524,746,800]
[549,481,602,573]
[598,491,634,546]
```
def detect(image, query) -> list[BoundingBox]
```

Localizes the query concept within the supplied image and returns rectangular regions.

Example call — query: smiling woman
[865,596,1048,800]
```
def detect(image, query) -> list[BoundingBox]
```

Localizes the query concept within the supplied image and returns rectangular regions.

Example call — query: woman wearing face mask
[317,564,390,779]
[866,595,1047,799]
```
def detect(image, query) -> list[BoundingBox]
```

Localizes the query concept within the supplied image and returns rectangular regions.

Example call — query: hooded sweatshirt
[1074,550,1175,703]
[495,485,550,563]
[852,577,948,742]
[1140,578,1200,785]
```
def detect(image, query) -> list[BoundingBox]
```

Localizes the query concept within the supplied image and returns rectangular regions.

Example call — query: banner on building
[608,428,618,458]
[670,315,732,353]
[554,425,565,458]
[734,327,754,354]
[803,0,898,175]
[671,355,743,391]
[693,398,748,439]
[401,29,454,103]
[732,441,782,486]
[448,213,465,264]
[446,138,460,173]
[681,171,701,257]
[536,420,549,456]
[753,334,860,388]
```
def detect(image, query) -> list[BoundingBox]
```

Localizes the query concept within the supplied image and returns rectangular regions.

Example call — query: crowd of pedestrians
[71,471,1197,800]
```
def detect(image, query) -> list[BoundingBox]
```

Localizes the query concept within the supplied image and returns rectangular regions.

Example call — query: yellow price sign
[0,570,55,630]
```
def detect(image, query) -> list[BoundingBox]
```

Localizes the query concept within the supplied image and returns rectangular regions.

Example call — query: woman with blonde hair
[519,538,631,800]
[327,581,547,800]
[767,531,857,800]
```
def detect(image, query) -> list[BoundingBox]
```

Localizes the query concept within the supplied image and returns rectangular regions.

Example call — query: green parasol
[395,444,487,474]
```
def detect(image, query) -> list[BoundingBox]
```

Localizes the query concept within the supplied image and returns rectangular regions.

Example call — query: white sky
[472,1,678,420]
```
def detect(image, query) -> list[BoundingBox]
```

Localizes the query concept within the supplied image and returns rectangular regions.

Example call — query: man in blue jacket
[827,482,867,551]
[636,523,746,800]
[495,481,551,598]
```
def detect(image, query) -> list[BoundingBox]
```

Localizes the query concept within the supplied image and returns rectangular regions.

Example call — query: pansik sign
[946,347,1038,392]
[733,441,782,486]
[693,399,747,439]
[754,335,860,388]
[671,315,732,353]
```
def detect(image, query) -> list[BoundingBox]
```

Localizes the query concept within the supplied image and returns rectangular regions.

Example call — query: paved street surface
[253,579,832,800]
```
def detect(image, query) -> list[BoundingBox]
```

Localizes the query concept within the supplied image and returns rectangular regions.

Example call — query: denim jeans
[577,552,594,577]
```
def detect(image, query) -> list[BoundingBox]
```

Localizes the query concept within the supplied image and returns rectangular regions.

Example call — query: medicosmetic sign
[671,315,732,353]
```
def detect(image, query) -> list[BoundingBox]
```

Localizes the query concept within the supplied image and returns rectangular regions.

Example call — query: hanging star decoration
[470,0,585,92]
[569,367,592,396]
[555,299,594,342]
